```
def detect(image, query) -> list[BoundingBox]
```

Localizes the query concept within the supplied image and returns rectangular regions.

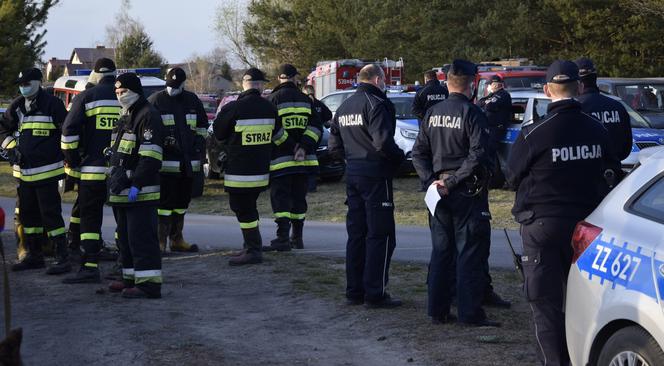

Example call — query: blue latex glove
[128,186,140,202]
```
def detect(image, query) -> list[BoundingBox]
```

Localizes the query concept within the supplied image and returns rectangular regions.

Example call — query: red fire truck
[306,58,404,98]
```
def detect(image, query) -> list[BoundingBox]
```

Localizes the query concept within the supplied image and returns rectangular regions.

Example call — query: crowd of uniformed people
[1,53,631,365]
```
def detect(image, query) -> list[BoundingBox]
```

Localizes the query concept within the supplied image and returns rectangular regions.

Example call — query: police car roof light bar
[116,68,162,76]
[75,69,93,76]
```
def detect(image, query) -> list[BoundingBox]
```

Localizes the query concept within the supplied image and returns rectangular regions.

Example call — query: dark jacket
[0,88,67,185]
[107,98,164,206]
[213,88,285,193]
[412,93,490,191]
[147,89,208,177]
[477,88,512,128]
[412,79,449,121]
[577,86,632,161]
[61,76,119,183]
[328,83,405,177]
[267,82,322,177]
[312,97,333,128]
[506,99,614,221]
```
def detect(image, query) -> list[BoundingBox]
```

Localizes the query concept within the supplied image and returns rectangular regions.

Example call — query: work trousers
[345,175,396,302]
[521,217,578,366]
[229,191,261,252]
[159,174,193,214]
[75,183,107,263]
[113,205,162,295]
[270,173,308,225]
[18,181,66,241]
[428,189,490,323]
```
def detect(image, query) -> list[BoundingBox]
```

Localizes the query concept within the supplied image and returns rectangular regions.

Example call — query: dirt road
[3,234,535,365]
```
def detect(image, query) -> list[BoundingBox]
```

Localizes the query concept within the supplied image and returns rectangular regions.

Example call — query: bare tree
[105,0,143,48]
[213,0,260,67]
[184,49,230,94]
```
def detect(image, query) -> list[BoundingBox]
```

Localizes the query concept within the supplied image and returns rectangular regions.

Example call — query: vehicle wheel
[597,326,664,366]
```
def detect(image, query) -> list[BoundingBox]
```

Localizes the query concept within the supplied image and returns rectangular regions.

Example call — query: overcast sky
[42,0,230,64]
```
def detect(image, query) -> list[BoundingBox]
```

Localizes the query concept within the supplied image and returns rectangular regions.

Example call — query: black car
[597,78,664,129]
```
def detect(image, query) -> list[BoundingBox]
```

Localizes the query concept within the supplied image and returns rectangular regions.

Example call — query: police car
[498,90,664,184]
[53,68,165,110]
[566,146,664,366]
[320,89,419,173]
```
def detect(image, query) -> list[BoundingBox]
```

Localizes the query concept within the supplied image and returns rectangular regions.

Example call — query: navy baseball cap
[242,68,268,82]
[165,67,187,87]
[278,64,299,79]
[574,57,596,78]
[115,73,144,95]
[448,59,477,77]
[490,75,503,83]
[94,58,116,73]
[546,60,579,84]
[15,68,42,84]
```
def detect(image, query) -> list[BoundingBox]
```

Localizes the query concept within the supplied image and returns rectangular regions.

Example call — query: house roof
[70,47,115,64]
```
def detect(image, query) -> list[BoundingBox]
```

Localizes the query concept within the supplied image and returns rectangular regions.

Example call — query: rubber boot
[62,263,101,284]
[67,230,82,262]
[40,233,55,257]
[98,240,119,262]
[15,222,27,261]
[158,215,171,255]
[264,218,291,252]
[169,213,198,252]
[46,236,72,275]
[290,219,304,249]
[11,235,45,271]
[229,228,263,266]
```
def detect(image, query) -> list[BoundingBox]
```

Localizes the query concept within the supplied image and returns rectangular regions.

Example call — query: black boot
[46,236,72,275]
[290,219,304,249]
[62,264,101,284]
[11,236,45,271]
[263,218,291,252]
[67,231,82,263]
[230,228,263,266]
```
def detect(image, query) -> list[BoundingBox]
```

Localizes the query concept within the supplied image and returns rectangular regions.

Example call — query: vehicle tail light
[571,221,602,263]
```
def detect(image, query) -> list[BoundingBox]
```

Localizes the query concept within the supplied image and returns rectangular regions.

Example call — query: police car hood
[632,128,664,144]
[396,118,418,129]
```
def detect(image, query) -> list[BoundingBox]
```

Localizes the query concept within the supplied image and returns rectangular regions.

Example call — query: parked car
[497,89,664,186]
[204,92,346,181]
[475,70,546,99]
[597,78,664,129]
[566,146,664,366]
[320,89,419,174]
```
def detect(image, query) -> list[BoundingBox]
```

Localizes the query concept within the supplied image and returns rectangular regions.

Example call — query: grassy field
[0,163,518,229]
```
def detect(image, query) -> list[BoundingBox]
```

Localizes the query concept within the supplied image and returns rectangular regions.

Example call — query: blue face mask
[19,80,40,98]
[19,86,33,96]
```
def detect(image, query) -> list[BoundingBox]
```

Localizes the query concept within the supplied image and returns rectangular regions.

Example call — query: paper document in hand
[424,184,441,216]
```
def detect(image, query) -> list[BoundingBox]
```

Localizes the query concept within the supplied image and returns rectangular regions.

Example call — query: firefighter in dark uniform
[412,60,499,326]
[265,64,322,251]
[476,74,512,308]
[507,60,615,366]
[329,64,405,308]
[148,67,208,254]
[213,68,288,265]
[302,84,332,192]
[412,70,448,124]
[60,58,120,283]
[0,68,71,275]
[106,73,164,299]
[575,57,632,195]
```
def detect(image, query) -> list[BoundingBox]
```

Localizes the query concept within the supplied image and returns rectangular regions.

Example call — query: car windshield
[388,96,416,119]
[504,76,546,89]
[532,98,652,128]
[143,86,164,98]
[613,83,664,113]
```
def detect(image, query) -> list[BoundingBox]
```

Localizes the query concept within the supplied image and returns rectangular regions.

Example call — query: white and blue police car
[496,90,664,186]
[566,146,664,366]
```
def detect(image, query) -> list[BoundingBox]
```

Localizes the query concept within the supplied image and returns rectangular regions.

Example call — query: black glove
[6,148,21,166]
[108,166,131,194]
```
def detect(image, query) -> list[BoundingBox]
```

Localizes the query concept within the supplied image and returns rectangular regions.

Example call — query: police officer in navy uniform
[411,70,448,124]
[329,64,405,308]
[575,57,632,195]
[476,74,512,308]
[412,59,499,327]
[213,68,288,265]
[507,60,615,365]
